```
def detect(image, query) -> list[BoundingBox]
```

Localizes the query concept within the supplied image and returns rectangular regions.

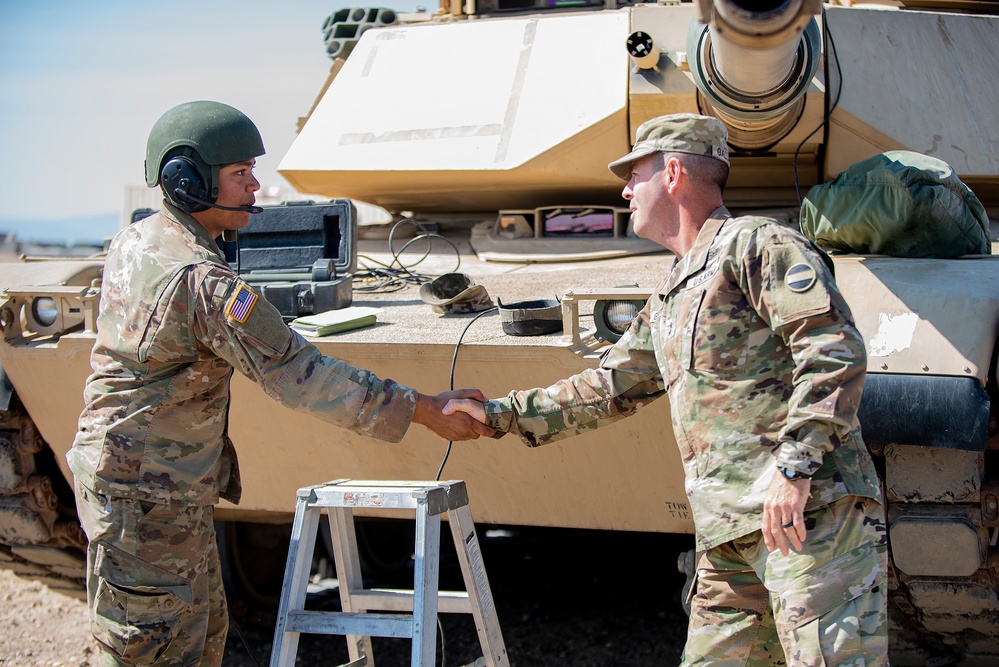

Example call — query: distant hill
[0,212,119,246]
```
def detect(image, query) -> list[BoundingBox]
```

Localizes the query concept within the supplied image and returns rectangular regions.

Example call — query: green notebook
[290,306,382,337]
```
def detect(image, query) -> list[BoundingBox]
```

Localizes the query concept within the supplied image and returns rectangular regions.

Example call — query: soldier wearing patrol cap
[446,113,888,666]
[67,100,494,666]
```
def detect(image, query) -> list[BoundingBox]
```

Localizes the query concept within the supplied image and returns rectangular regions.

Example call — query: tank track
[873,422,999,667]
[0,397,86,597]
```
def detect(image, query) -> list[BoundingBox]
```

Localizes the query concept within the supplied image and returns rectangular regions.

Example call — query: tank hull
[2,252,996,529]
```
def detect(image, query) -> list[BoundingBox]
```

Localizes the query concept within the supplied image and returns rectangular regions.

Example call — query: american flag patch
[226,284,258,323]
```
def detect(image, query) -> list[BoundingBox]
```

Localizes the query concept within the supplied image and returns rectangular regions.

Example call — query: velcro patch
[226,284,258,324]
[769,245,829,324]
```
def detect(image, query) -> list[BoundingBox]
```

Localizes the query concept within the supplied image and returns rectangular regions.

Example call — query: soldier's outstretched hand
[441,397,488,431]
[413,389,495,441]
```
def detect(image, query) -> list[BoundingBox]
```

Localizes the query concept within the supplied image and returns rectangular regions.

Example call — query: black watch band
[778,466,811,481]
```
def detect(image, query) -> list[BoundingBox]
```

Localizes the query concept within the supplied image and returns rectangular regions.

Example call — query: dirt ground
[0,529,692,666]
[0,569,99,667]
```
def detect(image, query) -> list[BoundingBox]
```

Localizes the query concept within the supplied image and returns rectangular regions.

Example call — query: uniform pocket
[771,540,886,631]
[92,542,192,662]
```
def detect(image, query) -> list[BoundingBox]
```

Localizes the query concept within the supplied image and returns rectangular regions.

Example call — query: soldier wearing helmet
[67,101,494,665]
[446,114,888,666]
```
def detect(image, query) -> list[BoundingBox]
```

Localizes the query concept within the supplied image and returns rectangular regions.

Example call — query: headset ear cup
[160,156,210,212]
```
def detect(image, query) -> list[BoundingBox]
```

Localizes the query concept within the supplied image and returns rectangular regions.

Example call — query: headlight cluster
[593,299,644,344]
[560,288,652,354]
[0,286,99,341]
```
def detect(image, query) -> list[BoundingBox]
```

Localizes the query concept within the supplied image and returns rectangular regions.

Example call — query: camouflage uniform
[68,201,418,665]
[484,203,887,665]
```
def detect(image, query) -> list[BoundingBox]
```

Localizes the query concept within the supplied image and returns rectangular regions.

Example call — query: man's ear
[663,156,683,194]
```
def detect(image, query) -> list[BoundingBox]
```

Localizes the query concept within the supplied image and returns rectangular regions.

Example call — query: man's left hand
[762,472,811,556]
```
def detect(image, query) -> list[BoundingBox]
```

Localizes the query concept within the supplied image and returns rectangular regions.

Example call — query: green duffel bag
[800,150,991,257]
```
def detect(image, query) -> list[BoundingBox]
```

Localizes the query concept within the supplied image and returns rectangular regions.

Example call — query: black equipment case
[221,199,357,317]
[133,199,357,318]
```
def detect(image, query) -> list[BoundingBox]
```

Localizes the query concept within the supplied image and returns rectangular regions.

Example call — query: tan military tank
[0,0,997,663]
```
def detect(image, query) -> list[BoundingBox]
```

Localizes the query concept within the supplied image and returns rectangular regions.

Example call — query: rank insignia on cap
[785,263,817,293]
[226,284,258,323]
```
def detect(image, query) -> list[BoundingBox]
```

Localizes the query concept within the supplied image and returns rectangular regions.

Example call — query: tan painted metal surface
[2,250,997,531]
[0,252,688,532]
[823,7,999,203]
[280,10,632,212]
[281,5,999,211]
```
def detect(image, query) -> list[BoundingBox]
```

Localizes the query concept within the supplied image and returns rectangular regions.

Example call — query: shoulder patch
[226,284,258,324]
[768,244,830,324]
[784,263,817,293]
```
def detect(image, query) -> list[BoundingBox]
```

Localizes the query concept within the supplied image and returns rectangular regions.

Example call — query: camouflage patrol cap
[419,273,495,315]
[608,113,729,180]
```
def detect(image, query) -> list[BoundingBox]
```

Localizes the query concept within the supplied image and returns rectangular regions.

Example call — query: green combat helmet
[145,100,265,213]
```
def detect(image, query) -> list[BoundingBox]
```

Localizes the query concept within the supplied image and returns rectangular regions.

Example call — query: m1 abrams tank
[0,0,997,663]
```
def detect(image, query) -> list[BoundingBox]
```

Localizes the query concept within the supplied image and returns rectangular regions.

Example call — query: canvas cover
[800,151,990,258]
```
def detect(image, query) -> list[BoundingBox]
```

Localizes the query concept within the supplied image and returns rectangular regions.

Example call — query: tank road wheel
[0,393,87,596]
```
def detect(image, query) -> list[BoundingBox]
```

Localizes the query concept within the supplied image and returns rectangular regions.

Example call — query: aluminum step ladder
[270,479,509,667]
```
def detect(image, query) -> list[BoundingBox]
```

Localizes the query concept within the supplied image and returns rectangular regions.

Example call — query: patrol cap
[419,273,495,314]
[608,113,729,180]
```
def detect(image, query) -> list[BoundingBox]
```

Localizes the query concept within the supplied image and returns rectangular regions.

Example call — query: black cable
[437,616,447,667]
[793,12,843,206]
[228,612,261,667]
[436,306,499,482]
[353,219,463,294]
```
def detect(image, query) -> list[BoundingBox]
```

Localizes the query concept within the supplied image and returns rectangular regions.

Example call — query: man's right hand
[442,398,488,437]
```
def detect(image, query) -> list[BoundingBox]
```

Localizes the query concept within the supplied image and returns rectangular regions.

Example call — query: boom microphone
[176,185,264,214]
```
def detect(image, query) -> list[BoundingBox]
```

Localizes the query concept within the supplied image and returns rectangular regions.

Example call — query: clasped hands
[413,390,492,441]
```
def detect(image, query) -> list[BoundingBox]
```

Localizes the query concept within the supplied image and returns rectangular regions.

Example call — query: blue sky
[0,0,426,244]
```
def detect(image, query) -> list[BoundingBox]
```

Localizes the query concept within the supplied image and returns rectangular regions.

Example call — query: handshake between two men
[412,390,492,441]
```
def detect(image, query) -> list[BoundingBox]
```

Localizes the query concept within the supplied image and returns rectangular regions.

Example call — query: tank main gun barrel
[687,0,822,148]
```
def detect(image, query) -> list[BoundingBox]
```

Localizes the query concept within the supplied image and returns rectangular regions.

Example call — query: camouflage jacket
[68,202,417,506]
[485,207,881,549]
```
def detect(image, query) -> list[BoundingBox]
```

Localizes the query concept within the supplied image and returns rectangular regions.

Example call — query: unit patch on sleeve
[784,263,817,293]
[226,284,258,324]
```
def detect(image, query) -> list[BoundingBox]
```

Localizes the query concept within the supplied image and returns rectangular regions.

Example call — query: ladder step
[285,610,416,638]
[352,588,472,614]
[310,483,451,513]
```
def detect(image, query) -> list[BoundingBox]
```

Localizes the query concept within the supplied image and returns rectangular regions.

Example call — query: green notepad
[290,306,382,337]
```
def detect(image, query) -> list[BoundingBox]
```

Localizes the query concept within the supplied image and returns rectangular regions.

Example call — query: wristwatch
[777,466,812,481]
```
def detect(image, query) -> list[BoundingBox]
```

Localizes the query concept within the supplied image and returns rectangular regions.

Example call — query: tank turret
[281,0,999,210]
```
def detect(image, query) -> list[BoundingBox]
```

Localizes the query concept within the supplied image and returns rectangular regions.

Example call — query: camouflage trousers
[680,495,888,667]
[75,482,228,666]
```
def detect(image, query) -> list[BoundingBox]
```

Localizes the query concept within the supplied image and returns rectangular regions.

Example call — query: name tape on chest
[226,284,258,323]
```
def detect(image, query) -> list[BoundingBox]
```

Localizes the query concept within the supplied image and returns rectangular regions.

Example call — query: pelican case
[133,200,357,317]
[220,199,357,317]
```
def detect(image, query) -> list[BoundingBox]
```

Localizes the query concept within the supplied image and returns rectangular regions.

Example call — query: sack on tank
[800,150,991,258]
